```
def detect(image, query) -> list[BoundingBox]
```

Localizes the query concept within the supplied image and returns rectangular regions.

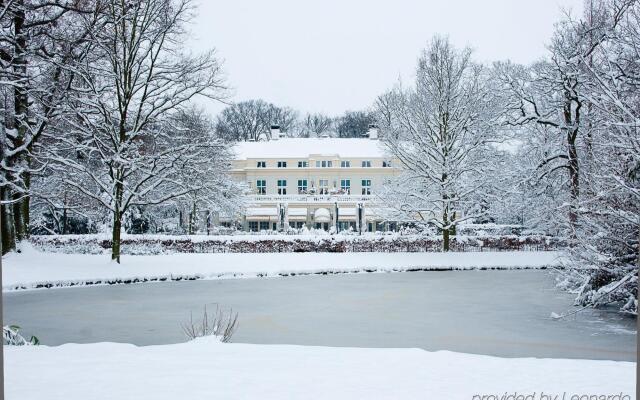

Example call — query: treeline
[215,99,375,141]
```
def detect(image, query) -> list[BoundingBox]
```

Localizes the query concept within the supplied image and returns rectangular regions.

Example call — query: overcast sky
[189,0,584,117]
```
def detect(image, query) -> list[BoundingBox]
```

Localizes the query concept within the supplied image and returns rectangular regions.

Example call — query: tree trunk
[10,0,30,242]
[189,201,197,235]
[1,187,16,255]
[564,86,580,242]
[442,205,450,252]
[111,177,124,263]
[11,197,25,241]
[567,131,580,241]
[111,211,121,263]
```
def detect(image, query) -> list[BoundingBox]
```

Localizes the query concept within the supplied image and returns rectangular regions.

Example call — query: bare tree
[377,36,499,251]
[215,99,298,141]
[168,106,244,235]
[335,110,373,138]
[48,0,229,262]
[299,112,333,137]
[0,0,98,253]
[559,0,639,314]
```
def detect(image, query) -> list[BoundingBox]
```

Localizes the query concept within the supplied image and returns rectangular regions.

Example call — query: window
[340,179,351,194]
[361,179,371,195]
[256,161,266,168]
[277,179,287,195]
[315,160,333,168]
[297,161,308,168]
[361,160,372,168]
[340,160,351,168]
[289,221,305,229]
[319,179,329,195]
[259,221,270,231]
[297,179,308,194]
[337,221,356,232]
[277,161,287,168]
[248,221,259,232]
[382,160,392,168]
[256,179,266,195]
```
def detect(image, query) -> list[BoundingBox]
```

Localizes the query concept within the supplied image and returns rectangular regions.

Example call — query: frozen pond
[3,270,636,361]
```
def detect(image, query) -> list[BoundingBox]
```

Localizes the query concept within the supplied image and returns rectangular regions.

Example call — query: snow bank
[2,246,565,291]
[5,338,634,400]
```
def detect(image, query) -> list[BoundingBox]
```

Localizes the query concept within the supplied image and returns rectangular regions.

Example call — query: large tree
[0,0,98,253]
[377,36,498,251]
[559,0,639,315]
[48,0,228,262]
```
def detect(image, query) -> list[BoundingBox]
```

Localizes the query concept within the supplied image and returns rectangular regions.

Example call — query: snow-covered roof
[233,138,387,160]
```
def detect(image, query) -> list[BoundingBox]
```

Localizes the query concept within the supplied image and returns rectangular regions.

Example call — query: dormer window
[277,161,287,168]
[256,161,266,168]
[361,160,372,168]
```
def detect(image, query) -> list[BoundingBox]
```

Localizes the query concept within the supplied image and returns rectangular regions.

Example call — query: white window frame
[361,179,371,195]
[297,161,308,168]
[256,161,266,168]
[256,179,266,195]
[277,179,287,195]
[277,161,287,168]
[340,160,351,168]
[297,179,308,194]
[361,160,372,168]
[382,160,392,168]
[319,179,329,195]
[340,179,351,194]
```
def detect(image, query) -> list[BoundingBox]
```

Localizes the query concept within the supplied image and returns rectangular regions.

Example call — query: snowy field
[2,245,564,290]
[5,337,634,400]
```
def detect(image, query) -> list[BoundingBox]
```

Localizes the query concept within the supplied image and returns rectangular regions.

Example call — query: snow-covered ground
[5,337,634,400]
[2,245,564,290]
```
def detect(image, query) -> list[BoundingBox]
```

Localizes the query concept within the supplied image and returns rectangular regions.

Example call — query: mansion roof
[233,138,388,160]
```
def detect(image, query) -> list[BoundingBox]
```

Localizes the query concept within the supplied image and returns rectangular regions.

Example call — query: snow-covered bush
[29,234,565,254]
[182,305,238,343]
[3,325,39,346]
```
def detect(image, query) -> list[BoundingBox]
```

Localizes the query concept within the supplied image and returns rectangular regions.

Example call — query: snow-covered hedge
[29,234,566,255]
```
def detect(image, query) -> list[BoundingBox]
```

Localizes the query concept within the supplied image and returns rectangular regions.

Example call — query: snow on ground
[5,337,634,400]
[2,245,564,291]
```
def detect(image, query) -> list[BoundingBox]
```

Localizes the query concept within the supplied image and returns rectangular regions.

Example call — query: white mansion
[229,126,400,232]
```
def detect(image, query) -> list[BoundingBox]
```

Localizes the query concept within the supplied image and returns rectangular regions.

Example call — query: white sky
[189,0,584,117]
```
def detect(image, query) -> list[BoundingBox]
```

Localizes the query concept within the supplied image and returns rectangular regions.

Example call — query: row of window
[255,179,372,195]
[256,160,391,168]
[247,221,398,232]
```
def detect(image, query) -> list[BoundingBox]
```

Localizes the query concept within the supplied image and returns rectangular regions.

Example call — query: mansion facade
[229,126,401,232]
